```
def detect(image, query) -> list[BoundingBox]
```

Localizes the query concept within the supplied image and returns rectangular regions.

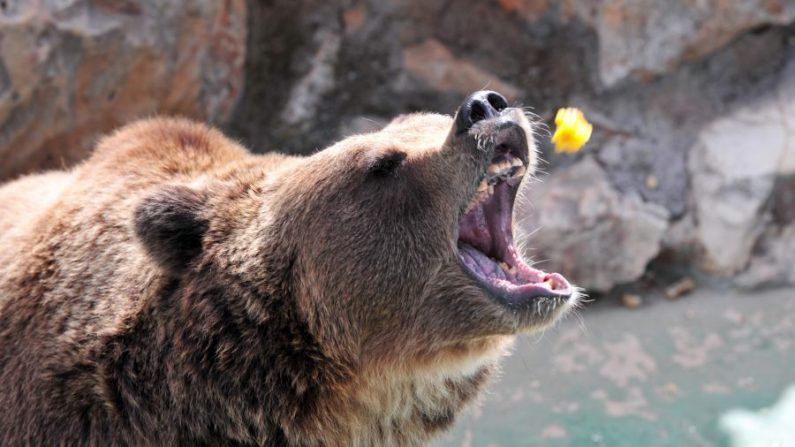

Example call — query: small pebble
[622,293,643,309]
[645,174,658,190]
[665,277,695,300]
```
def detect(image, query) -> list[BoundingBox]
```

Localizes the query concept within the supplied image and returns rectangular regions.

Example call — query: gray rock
[281,29,343,129]
[568,0,795,86]
[688,61,795,275]
[736,224,795,289]
[515,157,669,292]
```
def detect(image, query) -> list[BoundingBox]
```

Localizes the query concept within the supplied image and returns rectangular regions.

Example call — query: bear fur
[0,110,576,445]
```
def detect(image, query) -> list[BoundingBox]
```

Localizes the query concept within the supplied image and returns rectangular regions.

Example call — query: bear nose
[455,90,509,133]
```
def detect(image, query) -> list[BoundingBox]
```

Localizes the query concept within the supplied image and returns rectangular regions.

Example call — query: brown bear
[0,91,580,446]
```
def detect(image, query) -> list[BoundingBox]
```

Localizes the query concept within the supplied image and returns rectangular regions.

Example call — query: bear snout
[454,90,509,134]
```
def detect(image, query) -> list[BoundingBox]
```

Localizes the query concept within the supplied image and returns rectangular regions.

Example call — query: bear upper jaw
[456,124,573,311]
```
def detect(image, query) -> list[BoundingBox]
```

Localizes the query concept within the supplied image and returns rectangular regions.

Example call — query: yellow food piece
[551,107,592,153]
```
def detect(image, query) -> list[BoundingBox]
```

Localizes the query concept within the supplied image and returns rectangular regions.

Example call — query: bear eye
[368,152,406,179]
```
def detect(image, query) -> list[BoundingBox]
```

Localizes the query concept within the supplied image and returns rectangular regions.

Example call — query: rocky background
[0,0,245,178]
[2,0,794,295]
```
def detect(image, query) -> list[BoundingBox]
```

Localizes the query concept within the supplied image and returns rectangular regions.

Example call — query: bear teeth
[485,157,525,185]
[465,157,526,213]
[466,182,492,213]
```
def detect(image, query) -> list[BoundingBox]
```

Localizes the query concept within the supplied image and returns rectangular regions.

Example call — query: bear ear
[134,185,209,274]
[367,150,406,179]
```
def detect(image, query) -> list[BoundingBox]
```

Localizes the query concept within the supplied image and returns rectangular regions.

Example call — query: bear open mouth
[457,128,572,305]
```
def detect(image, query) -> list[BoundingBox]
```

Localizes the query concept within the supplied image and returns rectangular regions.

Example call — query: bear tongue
[458,182,515,261]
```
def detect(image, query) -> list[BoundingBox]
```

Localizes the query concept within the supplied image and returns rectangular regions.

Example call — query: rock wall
[232,0,795,292]
[0,0,245,179]
[2,0,794,293]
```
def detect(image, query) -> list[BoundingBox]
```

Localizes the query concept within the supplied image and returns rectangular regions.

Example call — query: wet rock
[0,0,246,180]
[515,157,669,292]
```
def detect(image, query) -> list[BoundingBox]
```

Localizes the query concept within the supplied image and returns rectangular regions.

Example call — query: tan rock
[0,0,245,180]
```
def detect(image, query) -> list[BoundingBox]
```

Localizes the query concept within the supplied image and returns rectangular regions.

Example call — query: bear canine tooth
[487,164,499,174]
[511,158,523,167]
[514,165,526,177]
[477,179,488,192]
